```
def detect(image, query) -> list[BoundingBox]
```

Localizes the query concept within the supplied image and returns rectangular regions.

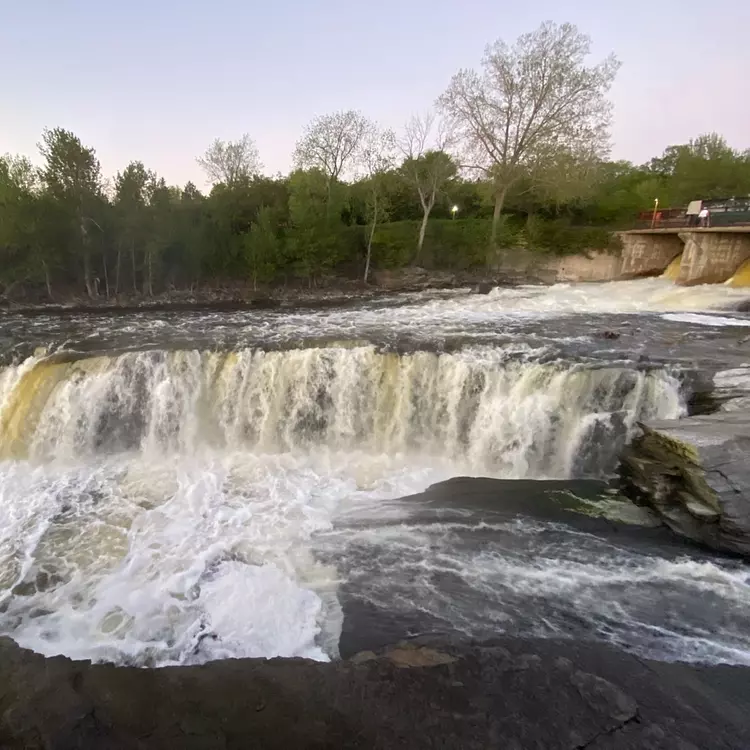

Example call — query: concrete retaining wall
[618,233,684,279]
[677,232,750,285]
[495,249,622,283]
[543,252,622,282]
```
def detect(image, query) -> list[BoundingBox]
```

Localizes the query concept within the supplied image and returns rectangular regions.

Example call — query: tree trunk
[489,186,509,269]
[415,207,431,265]
[42,261,53,300]
[364,195,377,284]
[325,178,333,218]
[102,245,110,300]
[115,244,122,296]
[79,216,95,299]
[83,251,95,299]
[131,240,138,295]
[490,186,508,247]
[144,248,153,297]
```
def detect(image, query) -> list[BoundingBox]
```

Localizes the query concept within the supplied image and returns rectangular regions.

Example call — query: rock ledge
[0,635,748,749]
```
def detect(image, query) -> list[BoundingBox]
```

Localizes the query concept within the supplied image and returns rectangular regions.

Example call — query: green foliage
[648,133,750,206]
[287,169,334,283]
[369,219,491,270]
[243,206,281,288]
[1,124,748,301]
[522,215,618,256]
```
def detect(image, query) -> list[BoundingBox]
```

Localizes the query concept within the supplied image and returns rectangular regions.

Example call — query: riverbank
[0,268,524,315]
[0,250,625,314]
[1,634,748,749]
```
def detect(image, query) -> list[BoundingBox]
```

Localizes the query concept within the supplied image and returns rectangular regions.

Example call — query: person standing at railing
[699,206,710,227]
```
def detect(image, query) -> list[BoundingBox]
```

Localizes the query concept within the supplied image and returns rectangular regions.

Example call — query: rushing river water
[1,278,750,667]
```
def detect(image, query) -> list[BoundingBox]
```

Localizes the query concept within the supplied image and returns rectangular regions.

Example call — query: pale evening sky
[1,0,748,188]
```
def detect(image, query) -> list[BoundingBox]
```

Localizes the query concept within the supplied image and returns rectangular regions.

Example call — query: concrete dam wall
[618,228,750,286]
[489,227,750,285]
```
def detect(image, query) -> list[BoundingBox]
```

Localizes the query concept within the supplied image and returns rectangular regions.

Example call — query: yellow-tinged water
[0,356,112,459]
[661,253,683,281]
[0,360,70,459]
[727,259,750,287]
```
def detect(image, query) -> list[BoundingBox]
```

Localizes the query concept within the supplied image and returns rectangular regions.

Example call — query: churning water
[1,279,750,667]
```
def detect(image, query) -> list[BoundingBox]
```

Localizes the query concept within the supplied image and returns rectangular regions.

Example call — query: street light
[650,198,659,229]
[451,205,459,220]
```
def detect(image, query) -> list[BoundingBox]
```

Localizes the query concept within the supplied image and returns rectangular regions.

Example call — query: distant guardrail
[632,215,750,230]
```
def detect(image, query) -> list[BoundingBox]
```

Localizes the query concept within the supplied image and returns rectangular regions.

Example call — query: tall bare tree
[359,127,396,283]
[293,110,371,203]
[439,21,619,245]
[197,135,262,187]
[399,113,457,263]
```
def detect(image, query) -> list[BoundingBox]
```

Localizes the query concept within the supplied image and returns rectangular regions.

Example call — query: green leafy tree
[144,178,179,296]
[114,161,154,294]
[38,128,103,298]
[649,133,750,204]
[243,206,280,290]
[287,169,343,285]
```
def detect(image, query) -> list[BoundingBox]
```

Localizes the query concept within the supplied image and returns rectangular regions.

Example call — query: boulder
[471,281,494,294]
[619,412,750,557]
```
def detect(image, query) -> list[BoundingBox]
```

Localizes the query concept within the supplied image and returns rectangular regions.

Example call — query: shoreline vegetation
[2,21,748,307]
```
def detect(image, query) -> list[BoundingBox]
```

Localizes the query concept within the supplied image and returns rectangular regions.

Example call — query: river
[1,278,750,667]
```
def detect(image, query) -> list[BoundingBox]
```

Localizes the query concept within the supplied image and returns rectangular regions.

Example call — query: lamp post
[451,205,459,220]
[650,198,659,229]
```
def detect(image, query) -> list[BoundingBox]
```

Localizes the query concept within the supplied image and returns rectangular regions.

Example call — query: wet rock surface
[620,414,750,557]
[0,635,749,749]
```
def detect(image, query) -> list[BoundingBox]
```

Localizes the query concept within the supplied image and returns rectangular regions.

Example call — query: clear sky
[2,0,748,188]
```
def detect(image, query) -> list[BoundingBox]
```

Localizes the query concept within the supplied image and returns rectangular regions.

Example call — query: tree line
[2,21,749,301]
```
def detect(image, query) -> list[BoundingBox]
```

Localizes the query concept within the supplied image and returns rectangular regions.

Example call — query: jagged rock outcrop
[619,413,750,557]
[0,635,749,748]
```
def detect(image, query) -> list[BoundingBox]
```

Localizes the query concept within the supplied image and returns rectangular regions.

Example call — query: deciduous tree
[400,114,457,263]
[38,128,103,298]
[243,206,280,290]
[439,21,619,245]
[114,161,154,294]
[197,135,262,187]
[293,111,371,205]
[359,127,396,282]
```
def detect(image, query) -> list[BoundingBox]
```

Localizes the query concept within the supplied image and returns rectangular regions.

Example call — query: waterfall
[0,345,683,477]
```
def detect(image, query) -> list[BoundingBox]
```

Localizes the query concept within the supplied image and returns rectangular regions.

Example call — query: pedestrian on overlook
[699,206,710,227]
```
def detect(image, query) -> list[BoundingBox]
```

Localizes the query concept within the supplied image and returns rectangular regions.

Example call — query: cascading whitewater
[0,345,683,476]
[0,343,691,666]
[2,291,749,670]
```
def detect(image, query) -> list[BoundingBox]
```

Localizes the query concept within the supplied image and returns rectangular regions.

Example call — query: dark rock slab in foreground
[1,636,749,749]
[620,413,750,557]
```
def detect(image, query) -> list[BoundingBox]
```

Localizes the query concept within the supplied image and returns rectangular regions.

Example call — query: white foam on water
[319,519,750,665]
[0,346,683,478]
[0,278,748,666]
[286,279,750,337]
[0,449,459,665]
[477,278,750,315]
[661,312,750,327]
[191,561,329,662]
